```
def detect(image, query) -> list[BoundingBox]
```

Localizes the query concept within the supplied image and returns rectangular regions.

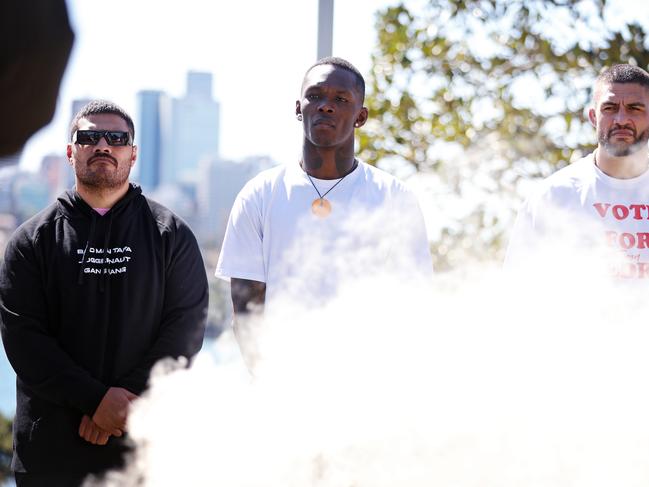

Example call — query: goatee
[600,127,649,157]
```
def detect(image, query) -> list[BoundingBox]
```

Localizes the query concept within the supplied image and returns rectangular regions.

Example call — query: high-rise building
[0,166,50,224]
[196,155,275,245]
[40,154,73,199]
[164,72,220,185]
[135,90,169,191]
[70,98,92,136]
[133,72,220,191]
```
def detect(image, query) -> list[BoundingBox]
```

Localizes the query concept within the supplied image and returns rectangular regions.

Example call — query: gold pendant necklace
[311,198,332,217]
[304,160,357,218]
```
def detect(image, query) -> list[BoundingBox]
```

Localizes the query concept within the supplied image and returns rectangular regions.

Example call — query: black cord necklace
[303,159,358,218]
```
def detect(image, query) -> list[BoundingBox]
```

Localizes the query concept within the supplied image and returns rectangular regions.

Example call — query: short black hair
[69,100,135,142]
[304,56,365,102]
[595,64,649,101]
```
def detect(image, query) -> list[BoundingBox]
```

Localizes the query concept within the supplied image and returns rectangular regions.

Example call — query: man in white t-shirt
[506,64,649,280]
[216,57,432,357]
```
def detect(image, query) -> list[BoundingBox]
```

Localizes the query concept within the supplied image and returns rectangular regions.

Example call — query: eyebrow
[601,99,647,106]
[307,84,351,92]
[601,101,647,110]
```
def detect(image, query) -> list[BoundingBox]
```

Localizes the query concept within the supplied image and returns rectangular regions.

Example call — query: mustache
[88,154,118,165]
[608,124,636,137]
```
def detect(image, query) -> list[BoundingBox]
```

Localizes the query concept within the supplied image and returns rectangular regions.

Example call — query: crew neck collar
[590,152,649,189]
[290,159,364,186]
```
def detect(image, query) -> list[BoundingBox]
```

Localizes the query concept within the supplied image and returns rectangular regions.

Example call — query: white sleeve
[215,184,266,283]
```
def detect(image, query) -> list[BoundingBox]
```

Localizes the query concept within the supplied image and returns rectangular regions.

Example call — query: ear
[295,100,302,121]
[130,145,138,167]
[353,107,369,128]
[588,107,597,128]
[66,144,73,163]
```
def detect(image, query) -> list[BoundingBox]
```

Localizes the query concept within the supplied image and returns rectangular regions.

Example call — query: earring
[297,114,303,121]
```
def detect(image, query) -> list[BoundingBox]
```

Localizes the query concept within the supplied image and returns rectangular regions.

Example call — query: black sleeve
[0,231,108,415]
[116,222,208,394]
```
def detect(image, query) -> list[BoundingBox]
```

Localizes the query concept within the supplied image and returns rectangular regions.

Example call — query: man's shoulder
[521,155,595,214]
[143,197,195,236]
[235,163,290,201]
[541,155,594,190]
[245,164,287,185]
[526,155,594,201]
[10,200,62,245]
[357,161,412,195]
[250,163,289,186]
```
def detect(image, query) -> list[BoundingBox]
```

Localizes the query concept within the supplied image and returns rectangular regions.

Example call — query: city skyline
[17,0,395,174]
[14,0,649,176]
[0,74,272,255]
[136,71,220,190]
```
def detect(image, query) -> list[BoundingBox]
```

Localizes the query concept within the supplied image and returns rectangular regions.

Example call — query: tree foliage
[0,412,12,482]
[360,0,649,269]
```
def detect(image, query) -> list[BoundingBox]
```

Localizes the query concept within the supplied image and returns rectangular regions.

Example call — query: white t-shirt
[216,161,432,311]
[505,153,649,280]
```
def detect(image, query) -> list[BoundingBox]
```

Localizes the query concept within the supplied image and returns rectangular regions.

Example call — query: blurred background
[2,0,649,482]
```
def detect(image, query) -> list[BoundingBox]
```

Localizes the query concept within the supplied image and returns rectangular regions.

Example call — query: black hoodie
[0,184,208,474]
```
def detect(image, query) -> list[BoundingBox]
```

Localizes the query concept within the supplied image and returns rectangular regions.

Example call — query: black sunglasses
[74,130,132,146]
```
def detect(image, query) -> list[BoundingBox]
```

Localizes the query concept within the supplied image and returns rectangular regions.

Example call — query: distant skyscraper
[135,90,169,191]
[0,167,50,224]
[164,72,220,185]
[67,98,93,148]
[40,154,72,199]
[71,99,91,115]
[196,155,274,244]
[70,99,92,137]
[187,72,212,98]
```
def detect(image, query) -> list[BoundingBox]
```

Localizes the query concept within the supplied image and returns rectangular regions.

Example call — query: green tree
[360,0,649,270]
[0,412,12,482]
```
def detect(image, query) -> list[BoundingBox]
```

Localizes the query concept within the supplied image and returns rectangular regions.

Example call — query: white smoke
[93,208,649,486]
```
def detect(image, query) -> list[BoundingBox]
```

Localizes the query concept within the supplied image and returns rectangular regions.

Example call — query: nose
[94,135,111,152]
[317,99,334,113]
[613,108,632,125]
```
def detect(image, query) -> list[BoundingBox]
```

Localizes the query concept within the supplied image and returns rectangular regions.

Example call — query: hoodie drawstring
[77,214,97,285]
[99,212,114,293]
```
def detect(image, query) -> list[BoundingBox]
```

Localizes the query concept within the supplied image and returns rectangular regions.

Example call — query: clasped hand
[78,387,138,445]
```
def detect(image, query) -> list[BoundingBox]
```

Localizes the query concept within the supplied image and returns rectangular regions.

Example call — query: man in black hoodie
[0,100,209,486]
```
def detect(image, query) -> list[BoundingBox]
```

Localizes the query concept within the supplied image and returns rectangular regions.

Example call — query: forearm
[231,278,266,313]
[230,278,266,370]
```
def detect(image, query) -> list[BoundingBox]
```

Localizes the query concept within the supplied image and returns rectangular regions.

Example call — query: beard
[599,125,649,157]
[75,155,132,190]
